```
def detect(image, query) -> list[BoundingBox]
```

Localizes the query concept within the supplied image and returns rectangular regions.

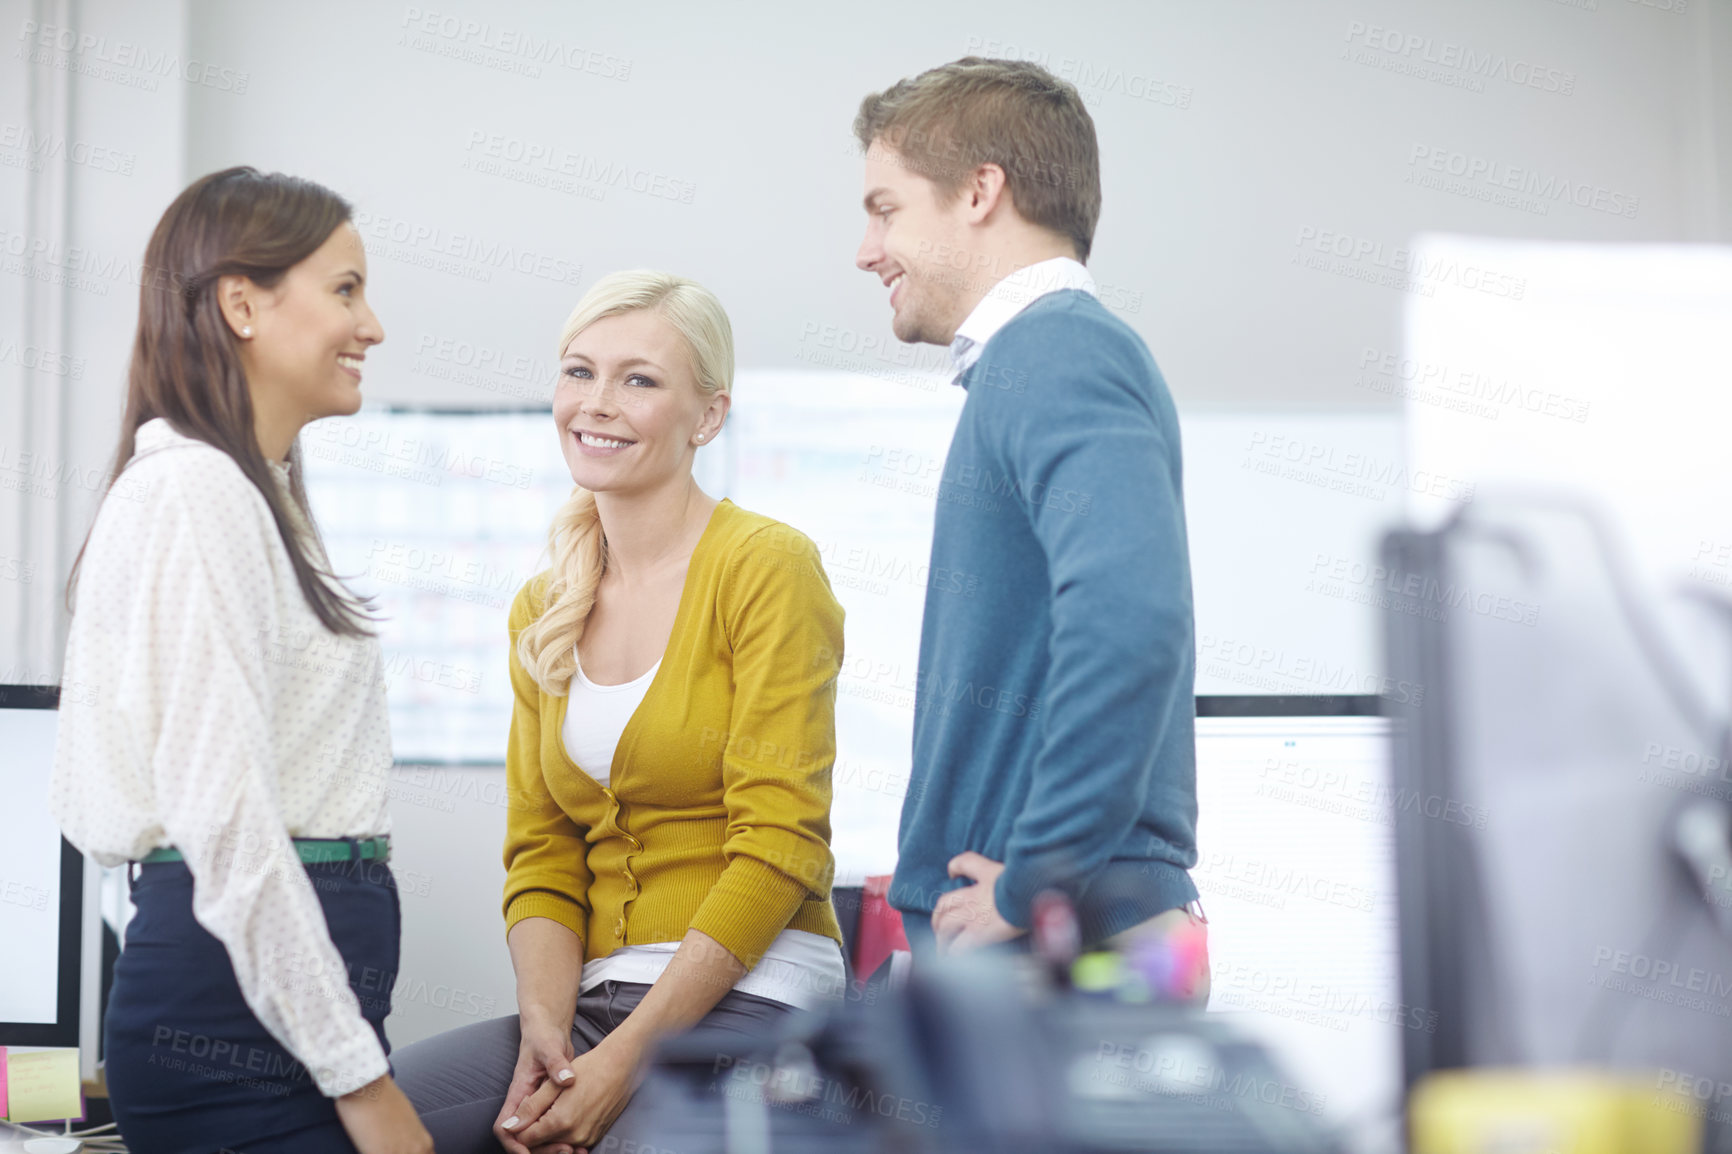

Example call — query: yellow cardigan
[502,498,845,969]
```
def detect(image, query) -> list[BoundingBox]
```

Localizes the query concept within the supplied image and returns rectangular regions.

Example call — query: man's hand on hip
[934,851,1028,954]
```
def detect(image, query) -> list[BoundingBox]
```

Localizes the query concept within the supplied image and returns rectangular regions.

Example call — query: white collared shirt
[948,255,1098,384]
[49,417,394,1097]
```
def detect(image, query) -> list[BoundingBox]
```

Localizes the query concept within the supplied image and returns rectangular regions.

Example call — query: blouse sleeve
[688,526,845,969]
[118,457,388,1098]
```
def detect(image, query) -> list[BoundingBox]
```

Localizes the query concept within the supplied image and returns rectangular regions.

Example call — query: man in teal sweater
[852,58,1204,962]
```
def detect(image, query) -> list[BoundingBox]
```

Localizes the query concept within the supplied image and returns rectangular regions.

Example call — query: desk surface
[1,1115,106,1148]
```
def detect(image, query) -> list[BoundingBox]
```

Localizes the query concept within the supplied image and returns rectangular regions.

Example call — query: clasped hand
[494,1027,646,1154]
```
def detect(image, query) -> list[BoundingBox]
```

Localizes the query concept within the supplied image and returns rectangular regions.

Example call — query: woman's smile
[573,428,637,455]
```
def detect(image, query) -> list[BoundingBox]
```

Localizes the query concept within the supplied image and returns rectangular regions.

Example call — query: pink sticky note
[0,1045,9,1119]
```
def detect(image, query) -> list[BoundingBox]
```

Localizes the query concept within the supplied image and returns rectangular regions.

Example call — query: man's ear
[966,163,1010,222]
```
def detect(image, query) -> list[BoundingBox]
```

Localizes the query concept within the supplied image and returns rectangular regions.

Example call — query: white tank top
[561,647,848,1008]
[561,648,661,787]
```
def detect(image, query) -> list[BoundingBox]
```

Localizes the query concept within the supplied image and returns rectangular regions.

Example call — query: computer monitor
[0,683,82,1049]
[1384,500,1732,1096]
[831,686,1397,1092]
[1193,694,1398,1146]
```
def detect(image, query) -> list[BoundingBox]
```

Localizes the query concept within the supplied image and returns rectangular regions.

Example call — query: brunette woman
[51,167,432,1154]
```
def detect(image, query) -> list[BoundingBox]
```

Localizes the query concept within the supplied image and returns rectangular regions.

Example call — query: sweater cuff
[311,1027,390,1098]
[995,859,1201,942]
[689,855,811,970]
[995,855,1079,931]
[505,891,588,950]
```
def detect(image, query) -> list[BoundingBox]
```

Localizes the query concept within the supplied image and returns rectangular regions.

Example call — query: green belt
[140,836,391,866]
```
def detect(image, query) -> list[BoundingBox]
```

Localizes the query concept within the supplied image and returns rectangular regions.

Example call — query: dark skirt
[104,857,401,1154]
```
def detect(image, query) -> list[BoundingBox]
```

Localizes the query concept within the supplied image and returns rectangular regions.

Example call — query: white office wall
[175,0,1723,410]
[0,0,192,681]
[1184,409,1407,697]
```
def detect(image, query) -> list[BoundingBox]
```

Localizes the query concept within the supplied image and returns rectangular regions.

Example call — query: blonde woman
[393,272,848,1154]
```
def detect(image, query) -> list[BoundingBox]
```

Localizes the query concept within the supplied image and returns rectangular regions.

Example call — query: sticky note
[0,1045,8,1119]
[4,1048,83,1125]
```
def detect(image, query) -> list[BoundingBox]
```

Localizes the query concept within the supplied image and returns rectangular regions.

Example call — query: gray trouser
[392,979,792,1153]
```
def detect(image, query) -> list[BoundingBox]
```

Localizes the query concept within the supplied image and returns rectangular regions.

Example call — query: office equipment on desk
[633,893,1340,1154]
[1075,917,1209,1002]
[1384,497,1732,1146]
[1408,1068,1701,1154]
[0,686,83,1061]
[0,682,196,1152]
[1192,695,1400,1141]
[0,684,116,1141]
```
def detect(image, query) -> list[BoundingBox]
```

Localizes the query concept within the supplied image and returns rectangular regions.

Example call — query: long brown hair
[67,166,373,636]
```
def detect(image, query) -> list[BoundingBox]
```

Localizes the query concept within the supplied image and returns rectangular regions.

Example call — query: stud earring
[695,434,706,443]
[240,325,253,338]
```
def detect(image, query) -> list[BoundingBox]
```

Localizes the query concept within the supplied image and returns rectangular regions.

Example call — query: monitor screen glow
[1195,711,1399,1142]
[0,708,64,1026]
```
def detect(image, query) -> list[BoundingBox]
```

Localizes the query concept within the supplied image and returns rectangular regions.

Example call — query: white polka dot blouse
[49,417,395,1098]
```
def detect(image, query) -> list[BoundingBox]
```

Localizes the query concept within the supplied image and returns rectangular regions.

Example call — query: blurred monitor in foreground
[1391,239,1732,1102]
[1385,499,1732,1104]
